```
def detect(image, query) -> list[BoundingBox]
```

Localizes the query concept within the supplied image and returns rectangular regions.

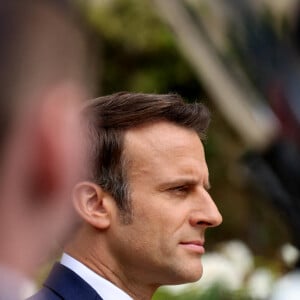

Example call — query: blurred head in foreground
[0,0,94,276]
[65,92,222,300]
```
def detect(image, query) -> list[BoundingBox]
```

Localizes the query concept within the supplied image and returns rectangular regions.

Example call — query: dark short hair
[83,92,210,222]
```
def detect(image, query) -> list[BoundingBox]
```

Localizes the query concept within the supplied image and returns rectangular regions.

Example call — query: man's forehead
[123,120,205,166]
[124,120,201,144]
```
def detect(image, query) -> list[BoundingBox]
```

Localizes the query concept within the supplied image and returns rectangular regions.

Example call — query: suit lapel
[44,263,103,300]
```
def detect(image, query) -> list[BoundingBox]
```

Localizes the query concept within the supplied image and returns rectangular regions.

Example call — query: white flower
[163,251,244,295]
[270,271,300,300]
[195,252,242,291]
[219,240,254,278]
[246,267,275,299]
[280,243,299,268]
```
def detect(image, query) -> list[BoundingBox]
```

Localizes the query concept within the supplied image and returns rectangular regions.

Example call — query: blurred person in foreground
[29,92,222,300]
[0,0,94,298]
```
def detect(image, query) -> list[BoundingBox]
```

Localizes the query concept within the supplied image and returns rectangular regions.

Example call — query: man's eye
[169,185,189,194]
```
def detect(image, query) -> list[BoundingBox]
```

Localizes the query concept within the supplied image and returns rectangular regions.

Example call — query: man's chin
[183,260,203,282]
[167,265,203,285]
[183,270,203,283]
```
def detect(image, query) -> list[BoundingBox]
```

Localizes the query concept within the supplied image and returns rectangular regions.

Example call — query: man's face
[108,121,222,288]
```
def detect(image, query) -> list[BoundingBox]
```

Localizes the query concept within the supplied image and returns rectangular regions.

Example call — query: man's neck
[64,249,155,300]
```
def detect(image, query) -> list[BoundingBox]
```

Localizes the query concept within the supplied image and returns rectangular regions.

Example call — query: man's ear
[6,82,86,204]
[72,182,112,229]
[0,82,84,206]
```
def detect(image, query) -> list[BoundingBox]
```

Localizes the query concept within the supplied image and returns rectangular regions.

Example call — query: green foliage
[85,0,205,98]
[88,0,174,51]
[153,285,252,300]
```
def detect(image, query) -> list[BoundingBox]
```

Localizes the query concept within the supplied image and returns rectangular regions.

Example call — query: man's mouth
[179,240,205,254]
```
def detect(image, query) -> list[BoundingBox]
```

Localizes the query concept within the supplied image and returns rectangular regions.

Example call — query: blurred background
[48,0,300,299]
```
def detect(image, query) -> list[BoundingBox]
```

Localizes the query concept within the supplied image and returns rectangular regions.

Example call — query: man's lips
[179,241,205,254]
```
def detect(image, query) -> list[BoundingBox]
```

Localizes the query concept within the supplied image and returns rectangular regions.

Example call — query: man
[30,92,222,300]
[0,0,94,298]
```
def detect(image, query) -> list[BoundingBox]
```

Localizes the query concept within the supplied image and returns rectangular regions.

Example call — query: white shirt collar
[61,253,133,300]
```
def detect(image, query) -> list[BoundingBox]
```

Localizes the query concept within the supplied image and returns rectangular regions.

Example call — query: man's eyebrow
[159,177,210,189]
[168,178,198,185]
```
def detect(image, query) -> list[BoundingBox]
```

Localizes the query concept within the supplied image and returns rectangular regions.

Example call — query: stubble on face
[108,121,219,288]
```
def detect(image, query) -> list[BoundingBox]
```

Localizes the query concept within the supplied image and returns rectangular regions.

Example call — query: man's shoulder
[27,263,102,300]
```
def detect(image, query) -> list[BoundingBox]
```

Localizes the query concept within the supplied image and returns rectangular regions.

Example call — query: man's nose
[189,191,223,228]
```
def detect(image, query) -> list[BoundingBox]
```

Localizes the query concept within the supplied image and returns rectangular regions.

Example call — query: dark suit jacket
[27,263,103,300]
